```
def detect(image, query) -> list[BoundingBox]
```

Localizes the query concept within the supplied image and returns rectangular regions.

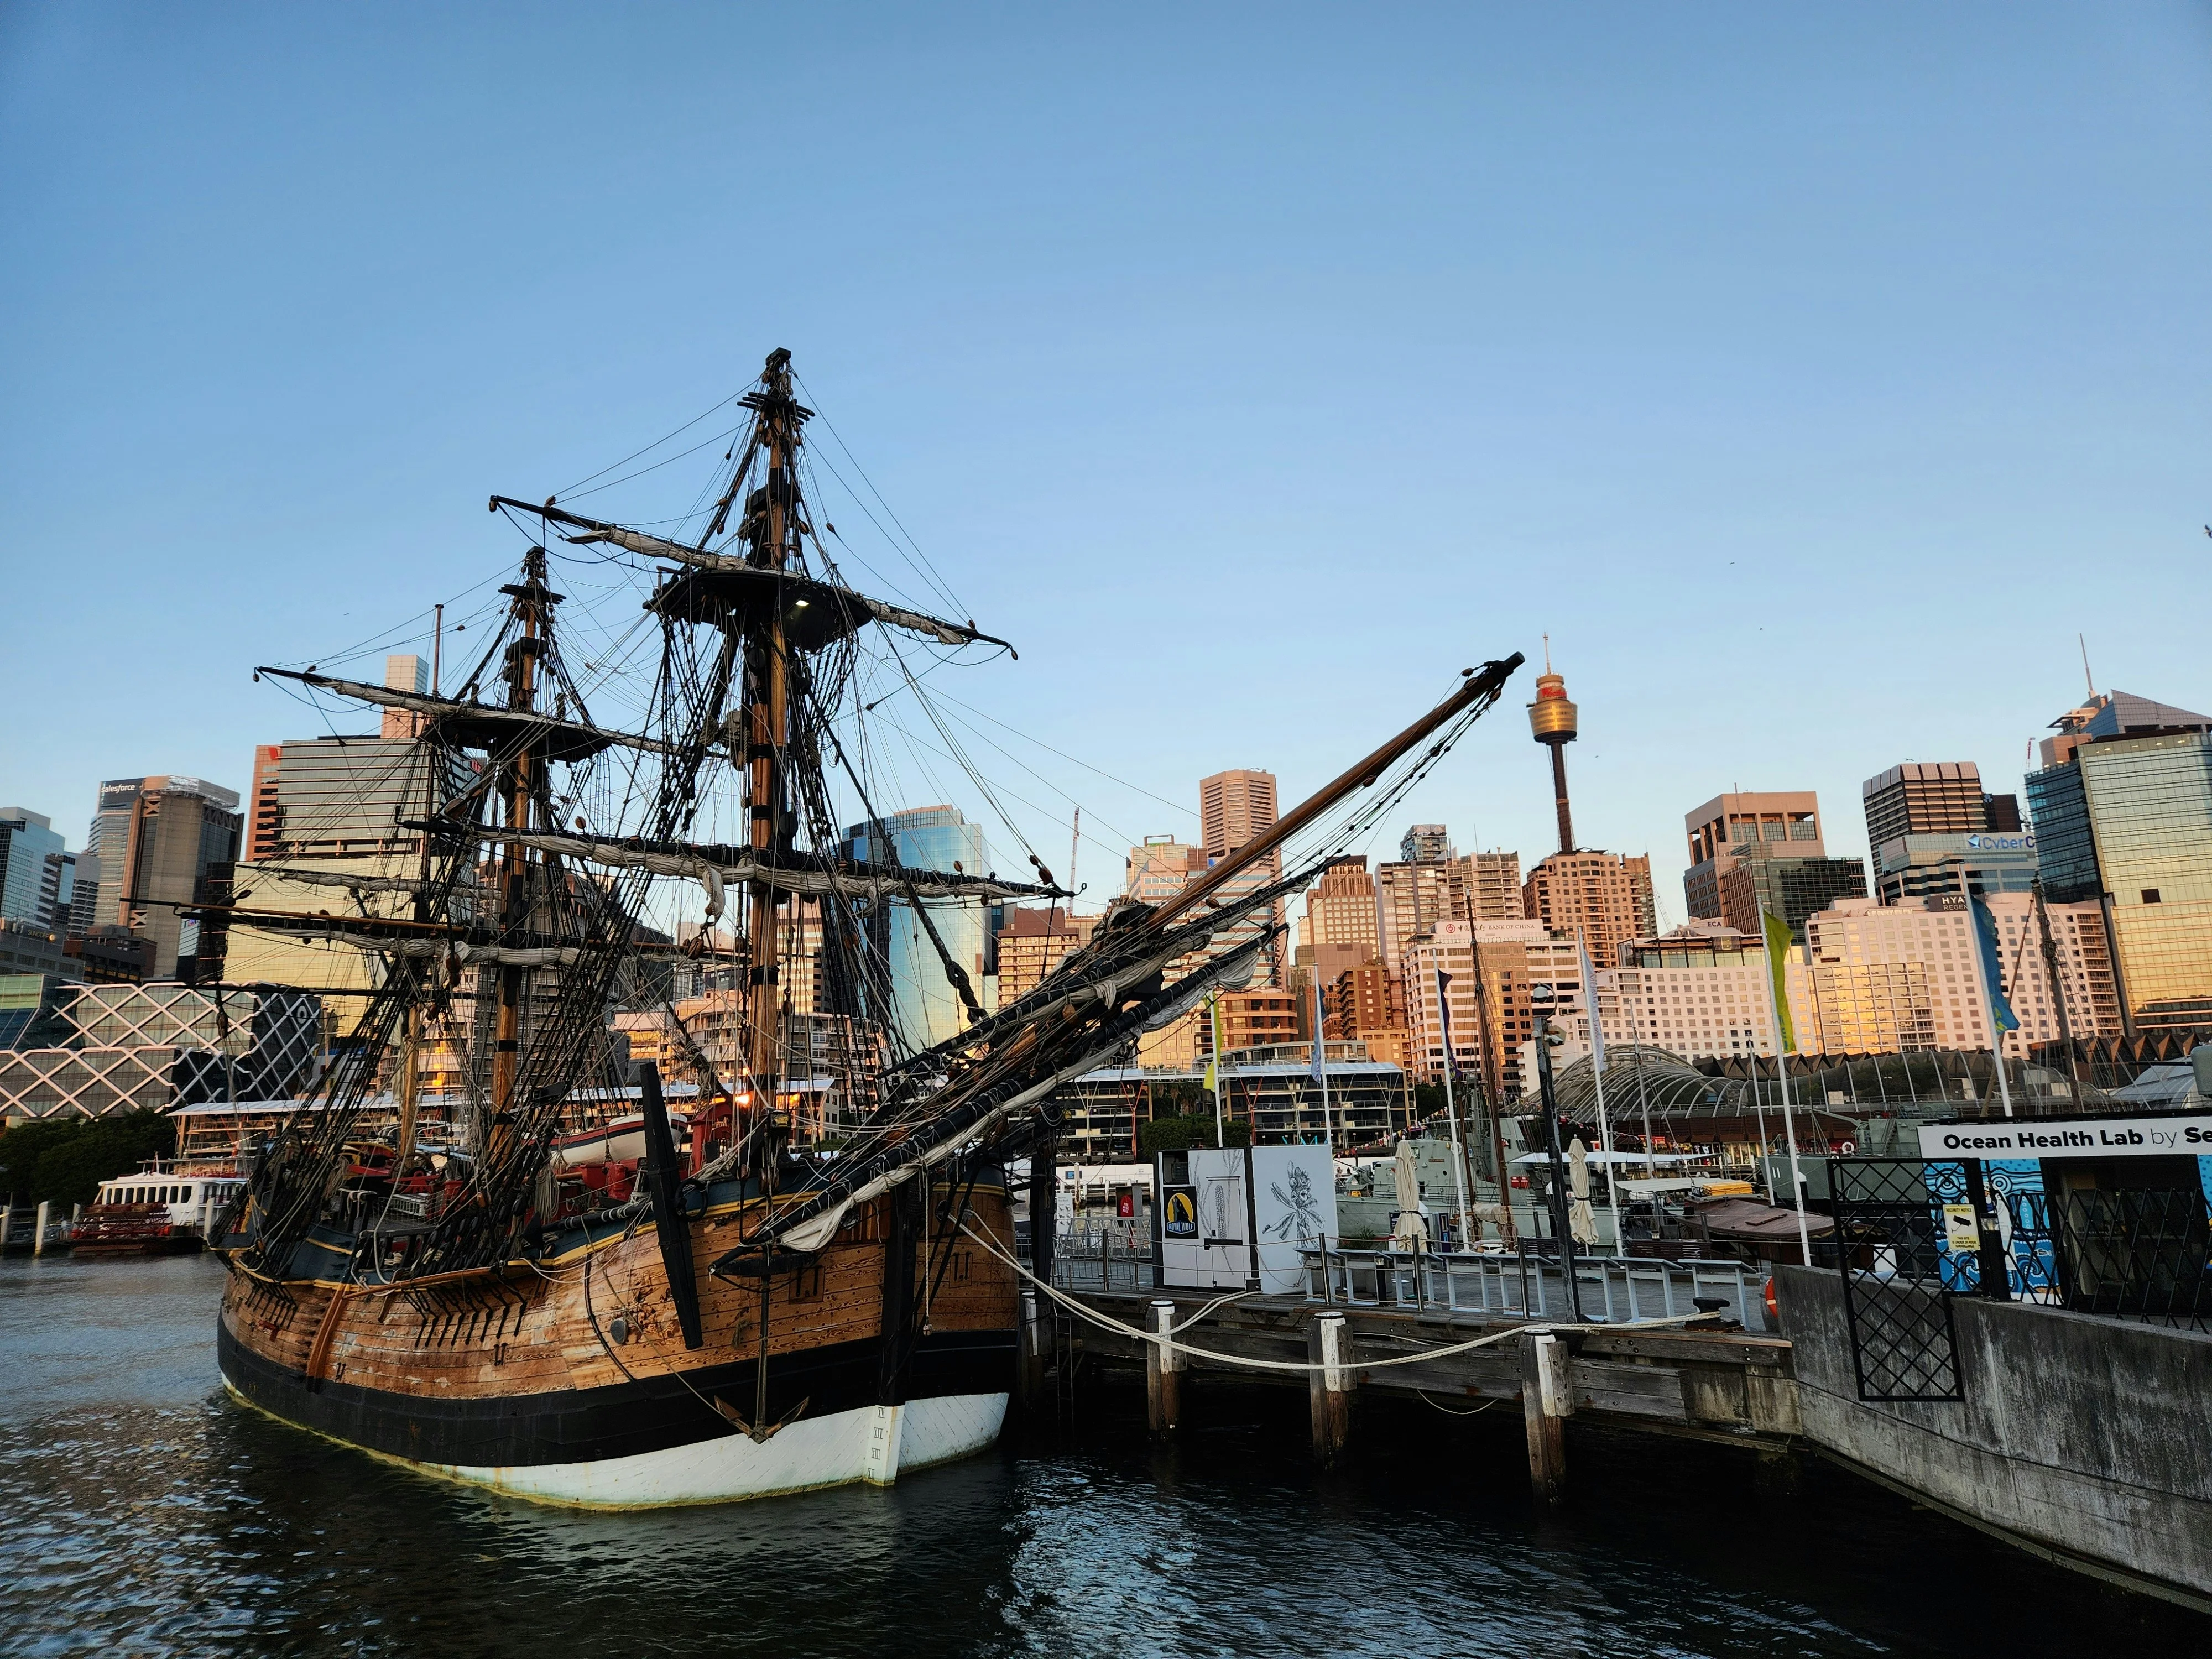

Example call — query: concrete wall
[1776,1264,2212,1604]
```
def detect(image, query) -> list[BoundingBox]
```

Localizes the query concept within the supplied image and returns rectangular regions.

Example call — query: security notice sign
[1918,1115,2212,1161]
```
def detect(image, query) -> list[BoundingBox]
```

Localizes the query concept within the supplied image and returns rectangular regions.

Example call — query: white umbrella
[1567,1136,1599,1247]
[1390,1140,1430,1249]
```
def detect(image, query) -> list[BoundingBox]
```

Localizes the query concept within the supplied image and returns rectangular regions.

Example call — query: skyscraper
[2025,690,2212,1033]
[79,776,242,980]
[225,701,477,1032]
[1683,791,1823,917]
[1126,836,1206,904]
[1520,850,1655,971]
[1301,855,1380,984]
[1197,768,1282,985]
[1467,851,1524,921]
[0,809,72,932]
[1399,824,1453,864]
[1862,761,1992,845]
[993,906,1097,1004]
[1199,769,1279,863]
[1376,858,1466,975]
[1682,789,1865,942]
[837,805,992,1051]
[1374,849,1524,974]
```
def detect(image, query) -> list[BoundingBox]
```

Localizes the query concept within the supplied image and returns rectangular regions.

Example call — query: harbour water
[1,1256,2201,1657]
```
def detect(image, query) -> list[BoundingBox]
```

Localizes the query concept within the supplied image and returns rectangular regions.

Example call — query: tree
[0,1112,175,1207]
[1138,1113,1251,1154]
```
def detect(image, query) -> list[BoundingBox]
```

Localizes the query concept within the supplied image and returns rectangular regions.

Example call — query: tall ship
[210,349,1522,1506]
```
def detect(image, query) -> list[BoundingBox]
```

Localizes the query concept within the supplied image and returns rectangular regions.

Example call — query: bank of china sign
[1918,1116,2212,1160]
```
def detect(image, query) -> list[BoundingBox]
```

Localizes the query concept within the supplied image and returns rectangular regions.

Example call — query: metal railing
[1296,1243,1771,1332]
[1052,1217,1157,1293]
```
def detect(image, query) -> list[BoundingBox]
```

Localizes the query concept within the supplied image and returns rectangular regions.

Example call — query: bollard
[1145,1300,1182,1436]
[1522,1332,1570,1506]
[1307,1310,1352,1465]
[1018,1290,1047,1412]
[33,1201,51,1257]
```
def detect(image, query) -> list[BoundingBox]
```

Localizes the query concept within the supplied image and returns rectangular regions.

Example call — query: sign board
[1159,1146,1336,1293]
[1162,1186,1198,1239]
[1942,1204,1980,1252]
[1918,1115,2212,1161]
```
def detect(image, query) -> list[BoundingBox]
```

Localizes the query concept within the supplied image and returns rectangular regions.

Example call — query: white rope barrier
[964,1219,1715,1378]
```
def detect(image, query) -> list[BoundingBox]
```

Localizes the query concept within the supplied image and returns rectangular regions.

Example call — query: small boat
[73,1165,247,1256]
[551,1115,659,1171]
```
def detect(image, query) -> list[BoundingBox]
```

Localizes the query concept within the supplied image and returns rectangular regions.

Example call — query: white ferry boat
[74,1163,246,1256]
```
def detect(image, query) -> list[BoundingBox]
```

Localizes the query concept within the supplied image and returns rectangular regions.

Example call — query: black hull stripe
[217,1321,1013,1469]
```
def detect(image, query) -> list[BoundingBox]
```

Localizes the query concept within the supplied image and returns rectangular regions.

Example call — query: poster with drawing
[1251,1144,1335,1295]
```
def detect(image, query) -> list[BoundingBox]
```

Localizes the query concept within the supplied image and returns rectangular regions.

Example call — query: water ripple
[0,1256,2201,1658]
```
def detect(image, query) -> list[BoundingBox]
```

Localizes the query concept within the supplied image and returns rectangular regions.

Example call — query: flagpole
[1960,866,2016,1119]
[1207,990,1226,1146]
[1760,911,1814,1267]
[1579,945,1624,1254]
[1313,973,1337,1156]
[1433,957,1473,1249]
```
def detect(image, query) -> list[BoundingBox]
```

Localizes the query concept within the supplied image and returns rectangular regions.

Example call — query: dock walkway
[1038,1285,1802,1490]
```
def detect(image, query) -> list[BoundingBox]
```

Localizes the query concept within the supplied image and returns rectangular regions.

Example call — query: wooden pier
[1037,1286,1802,1501]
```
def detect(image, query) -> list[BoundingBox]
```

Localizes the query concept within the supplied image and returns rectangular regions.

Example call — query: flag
[1761,910,1797,1053]
[1436,968,1456,1074]
[1202,1053,1218,1093]
[1577,945,1606,1073]
[1971,894,2021,1034]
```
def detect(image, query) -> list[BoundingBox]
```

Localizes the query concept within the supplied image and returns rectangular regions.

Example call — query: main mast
[740,351,805,1126]
[493,548,559,1157]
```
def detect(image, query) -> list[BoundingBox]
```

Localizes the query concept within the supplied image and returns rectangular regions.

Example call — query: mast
[492,548,557,1151]
[743,350,804,1126]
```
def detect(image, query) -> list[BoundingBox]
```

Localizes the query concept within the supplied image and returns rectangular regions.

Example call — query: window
[2142,889,2162,905]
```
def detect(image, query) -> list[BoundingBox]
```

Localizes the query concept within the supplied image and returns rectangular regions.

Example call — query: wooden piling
[1308,1310,1352,1465]
[33,1201,51,1256]
[1017,1290,1046,1412]
[1145,1299,1182,1436]
[1522,1332,1569,1505]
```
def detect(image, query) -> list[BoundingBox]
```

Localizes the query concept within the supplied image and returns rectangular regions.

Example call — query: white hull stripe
[394,1392,1008,1509]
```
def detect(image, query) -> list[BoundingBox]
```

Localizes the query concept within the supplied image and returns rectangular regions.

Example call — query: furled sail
[487,498,1014,654]
[409,821,1064,902]
[255,667,673,759]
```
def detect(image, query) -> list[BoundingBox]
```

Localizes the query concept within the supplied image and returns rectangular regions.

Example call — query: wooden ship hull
[216,1176,1019,1507]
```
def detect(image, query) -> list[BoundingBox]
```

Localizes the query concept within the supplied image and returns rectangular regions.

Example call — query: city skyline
[2,8,2208,936]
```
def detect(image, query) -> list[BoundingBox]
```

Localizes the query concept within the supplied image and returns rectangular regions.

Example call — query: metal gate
[1828,1157,1963,1404]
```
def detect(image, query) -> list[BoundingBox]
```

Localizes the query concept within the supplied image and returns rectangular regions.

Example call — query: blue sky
[4,5,2207,926]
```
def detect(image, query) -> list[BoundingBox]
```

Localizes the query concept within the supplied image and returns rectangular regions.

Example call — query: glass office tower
[2030,729,2212,1031]
[0,810,69,930]
[837,805,993,1052]
[2079,732,2212,1029]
